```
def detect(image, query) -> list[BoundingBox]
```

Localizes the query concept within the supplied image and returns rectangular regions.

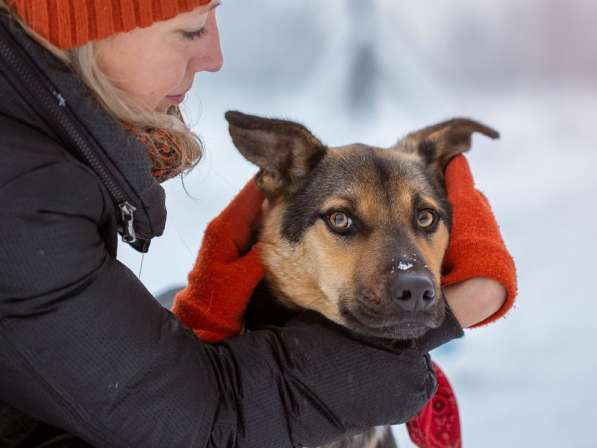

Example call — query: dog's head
[225,111,498,339]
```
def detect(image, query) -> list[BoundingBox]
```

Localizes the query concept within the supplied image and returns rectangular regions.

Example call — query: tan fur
[260,206,345,323]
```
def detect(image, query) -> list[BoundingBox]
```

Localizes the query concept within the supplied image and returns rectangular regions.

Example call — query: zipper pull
[52,90,66,107]
[119,201,137,244]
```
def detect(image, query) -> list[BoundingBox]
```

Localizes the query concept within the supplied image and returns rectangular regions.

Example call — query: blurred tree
[346,0,381,115]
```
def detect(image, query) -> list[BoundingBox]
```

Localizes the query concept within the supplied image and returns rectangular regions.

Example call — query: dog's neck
[244,280,300,330]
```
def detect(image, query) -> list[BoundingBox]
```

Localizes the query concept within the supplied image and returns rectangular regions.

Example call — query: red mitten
[440,154,517,327]
[406,361,461,448]
[171,178,265,342]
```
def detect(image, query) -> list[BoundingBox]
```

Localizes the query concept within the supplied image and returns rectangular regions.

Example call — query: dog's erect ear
[225,111,327,197]
[394,118,499,182]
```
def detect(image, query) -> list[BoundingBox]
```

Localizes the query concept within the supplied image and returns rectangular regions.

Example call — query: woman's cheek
[139,71,182,110]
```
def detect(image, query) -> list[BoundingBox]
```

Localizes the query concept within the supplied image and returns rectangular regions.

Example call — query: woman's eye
[416,209,436,229]
[182,28,207,41]
[327,212,353,233]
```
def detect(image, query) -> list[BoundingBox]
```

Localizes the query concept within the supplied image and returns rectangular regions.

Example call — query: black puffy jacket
[0,12,463,448]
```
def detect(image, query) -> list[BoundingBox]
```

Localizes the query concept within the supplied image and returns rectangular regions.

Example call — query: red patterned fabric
[406,362,461,448]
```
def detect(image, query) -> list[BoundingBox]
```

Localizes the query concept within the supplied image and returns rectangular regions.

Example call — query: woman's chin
[155,98,178,113]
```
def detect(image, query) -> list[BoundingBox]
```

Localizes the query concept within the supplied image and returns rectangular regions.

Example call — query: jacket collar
[0,13,166,252]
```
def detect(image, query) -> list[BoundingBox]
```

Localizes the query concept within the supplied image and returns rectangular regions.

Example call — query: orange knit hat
[7,0,211,50]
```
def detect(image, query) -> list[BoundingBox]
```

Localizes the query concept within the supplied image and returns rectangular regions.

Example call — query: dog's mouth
[339,305,438,340]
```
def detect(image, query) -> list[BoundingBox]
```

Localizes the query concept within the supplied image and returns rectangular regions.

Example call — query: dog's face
[226,112,498,339]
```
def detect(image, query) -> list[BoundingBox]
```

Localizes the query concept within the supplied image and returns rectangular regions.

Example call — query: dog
[224,111,498,448]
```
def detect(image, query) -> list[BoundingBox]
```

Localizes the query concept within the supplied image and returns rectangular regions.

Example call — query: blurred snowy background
[119,1,597,446]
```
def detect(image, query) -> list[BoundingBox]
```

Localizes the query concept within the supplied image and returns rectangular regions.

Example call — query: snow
[117,1,597,446]
[398,262,414,272]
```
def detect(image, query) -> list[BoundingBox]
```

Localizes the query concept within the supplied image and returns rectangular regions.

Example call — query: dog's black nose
[391,272,436,312]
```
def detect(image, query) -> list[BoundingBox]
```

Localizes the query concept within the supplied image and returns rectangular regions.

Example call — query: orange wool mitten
[171,178,265,342]
[440,154,517,327]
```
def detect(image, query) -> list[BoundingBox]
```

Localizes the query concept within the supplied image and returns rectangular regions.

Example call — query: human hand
[444,277,506,328]
[440,155,517,328]
[172,177,266,342]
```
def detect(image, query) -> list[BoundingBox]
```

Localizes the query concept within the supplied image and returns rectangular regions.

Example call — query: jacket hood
[0,12,166,251]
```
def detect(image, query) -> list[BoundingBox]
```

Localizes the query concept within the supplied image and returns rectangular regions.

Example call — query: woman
[0,1,516,447]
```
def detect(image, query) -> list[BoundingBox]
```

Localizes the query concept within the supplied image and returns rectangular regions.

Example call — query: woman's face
[95,1,223,112]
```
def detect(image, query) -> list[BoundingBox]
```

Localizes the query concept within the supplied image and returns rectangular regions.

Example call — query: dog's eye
[416,209,436,229]
[327,211,353,233]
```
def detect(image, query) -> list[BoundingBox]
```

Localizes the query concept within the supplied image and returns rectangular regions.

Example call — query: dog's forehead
[280,144,440,242]
[323,144,430,192]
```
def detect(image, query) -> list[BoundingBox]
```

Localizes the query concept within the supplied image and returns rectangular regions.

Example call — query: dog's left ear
[393,118,499,183]
[225,111,327,197]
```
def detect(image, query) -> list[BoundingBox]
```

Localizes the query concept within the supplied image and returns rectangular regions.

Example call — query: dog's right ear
[393,118,499,183]
[225,111,327,197]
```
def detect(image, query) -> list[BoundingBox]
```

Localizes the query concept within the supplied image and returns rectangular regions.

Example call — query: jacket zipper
[0,19,141,245]
[119,201,138,244]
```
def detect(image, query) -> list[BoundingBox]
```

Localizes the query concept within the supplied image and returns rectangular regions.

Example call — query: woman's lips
[166,93,186,103]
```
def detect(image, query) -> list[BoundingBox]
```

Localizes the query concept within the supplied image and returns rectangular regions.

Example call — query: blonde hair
[0,0,202,180]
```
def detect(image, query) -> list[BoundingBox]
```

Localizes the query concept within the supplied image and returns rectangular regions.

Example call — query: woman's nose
[190,14,223,73]
[205,31,223,72]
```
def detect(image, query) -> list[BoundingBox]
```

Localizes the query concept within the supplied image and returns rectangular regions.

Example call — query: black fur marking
[245,281,299,329]
[422,171,453,232]
[372,154,395,207]
[419,140,437,166]
[280,147,453,243]
[280,157,347,243]
[280,149,391,243]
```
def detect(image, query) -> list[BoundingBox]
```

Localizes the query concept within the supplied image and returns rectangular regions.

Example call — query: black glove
[210,308,464,447]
